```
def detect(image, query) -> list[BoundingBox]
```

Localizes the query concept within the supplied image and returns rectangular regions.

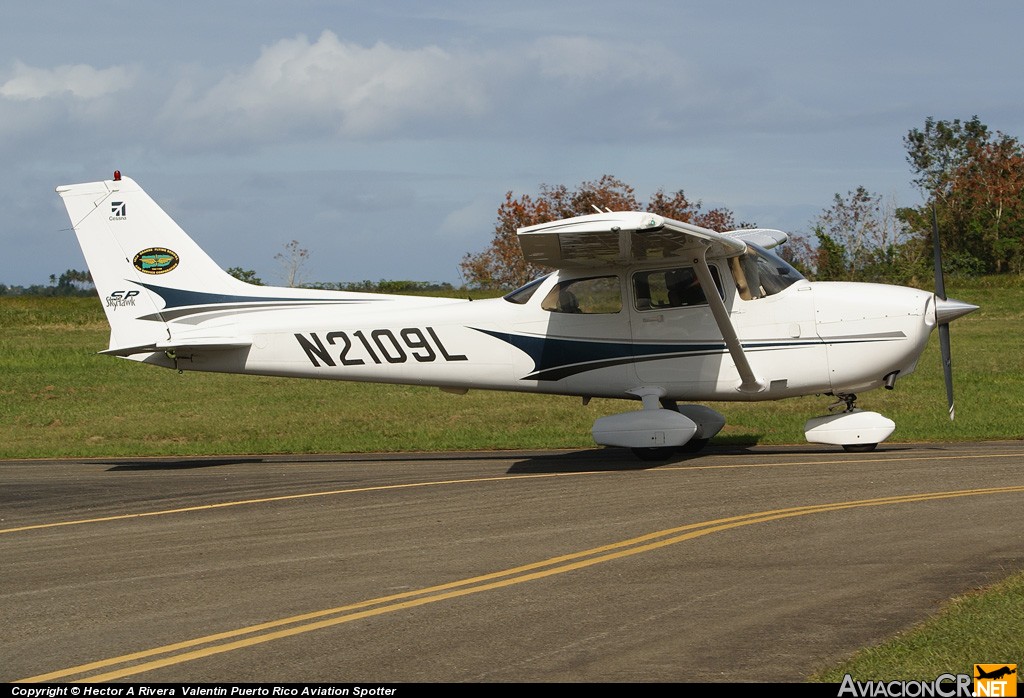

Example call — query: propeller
[931,207,979,420]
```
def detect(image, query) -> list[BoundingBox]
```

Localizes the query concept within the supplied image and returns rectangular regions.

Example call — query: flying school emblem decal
[133,247,179,274]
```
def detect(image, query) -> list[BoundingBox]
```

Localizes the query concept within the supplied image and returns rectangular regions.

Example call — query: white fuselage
[143,267,936,404]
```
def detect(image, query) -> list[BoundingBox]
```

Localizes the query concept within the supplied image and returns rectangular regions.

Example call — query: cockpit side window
[632,266,723,311]
[540,276,622,314]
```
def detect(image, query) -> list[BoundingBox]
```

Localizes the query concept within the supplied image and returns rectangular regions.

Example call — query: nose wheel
[631,446,677,461]
[842,443,878,453]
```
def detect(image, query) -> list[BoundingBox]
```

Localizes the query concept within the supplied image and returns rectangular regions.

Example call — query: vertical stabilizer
[56,174,248,353]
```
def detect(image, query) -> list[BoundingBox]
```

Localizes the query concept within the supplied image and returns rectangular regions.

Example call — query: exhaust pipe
[883,371,899,390]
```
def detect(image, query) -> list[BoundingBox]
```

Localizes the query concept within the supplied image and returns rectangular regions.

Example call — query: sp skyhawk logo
[133,247,179,275]
[110,201,127,220]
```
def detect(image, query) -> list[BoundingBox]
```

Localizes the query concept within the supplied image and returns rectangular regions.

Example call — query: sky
[3,1,1023,288]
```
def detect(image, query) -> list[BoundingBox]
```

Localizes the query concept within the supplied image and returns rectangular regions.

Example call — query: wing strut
[693,244,765,394]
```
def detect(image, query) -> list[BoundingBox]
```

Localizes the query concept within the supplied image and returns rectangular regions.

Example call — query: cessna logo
[133,247,179,275]
[110,201,127,220]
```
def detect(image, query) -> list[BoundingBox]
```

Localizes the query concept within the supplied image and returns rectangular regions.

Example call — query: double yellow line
[20,484,1024,682]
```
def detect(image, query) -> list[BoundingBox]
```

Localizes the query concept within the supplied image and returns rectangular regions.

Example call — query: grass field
[2,280,1022,681]
[0,278,1018,459]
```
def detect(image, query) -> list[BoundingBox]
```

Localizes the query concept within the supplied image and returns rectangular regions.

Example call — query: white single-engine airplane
[57,172,978,459]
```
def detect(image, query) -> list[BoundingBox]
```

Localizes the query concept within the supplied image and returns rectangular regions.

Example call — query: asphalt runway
[2,441,1023,683]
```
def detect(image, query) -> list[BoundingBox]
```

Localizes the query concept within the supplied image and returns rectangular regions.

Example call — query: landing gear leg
[834,394,877,452]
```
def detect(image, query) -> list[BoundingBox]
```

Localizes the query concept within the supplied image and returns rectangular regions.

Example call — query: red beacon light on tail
[113,170,121,181]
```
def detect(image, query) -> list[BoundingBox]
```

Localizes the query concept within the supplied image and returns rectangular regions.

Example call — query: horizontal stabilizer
[100,337,252,357]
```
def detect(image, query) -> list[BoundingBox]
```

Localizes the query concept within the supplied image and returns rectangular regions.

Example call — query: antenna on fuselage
[455,265,472,301]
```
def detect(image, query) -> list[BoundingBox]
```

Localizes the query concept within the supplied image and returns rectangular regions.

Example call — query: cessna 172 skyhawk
[57,172,977,459]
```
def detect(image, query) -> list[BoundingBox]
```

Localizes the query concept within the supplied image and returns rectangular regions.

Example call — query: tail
[56,172,260,355]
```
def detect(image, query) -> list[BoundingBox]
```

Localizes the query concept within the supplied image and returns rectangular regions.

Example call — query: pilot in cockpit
[666,268,705,307]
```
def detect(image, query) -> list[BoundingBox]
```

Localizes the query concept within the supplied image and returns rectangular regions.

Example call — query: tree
[227,267,264,285]
[806,227,846,281]
[460,175,747,289]
[953,133,1024,273]
[46,269,94,296]
[809,187,919,282]
[646,188,745,231]
[902,116,1024,274]
[275,240,309,288]
[905,116,991,199]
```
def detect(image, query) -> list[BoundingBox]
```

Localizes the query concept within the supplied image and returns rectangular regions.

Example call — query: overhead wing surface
[517,211,749,268]
[724,228,788,249]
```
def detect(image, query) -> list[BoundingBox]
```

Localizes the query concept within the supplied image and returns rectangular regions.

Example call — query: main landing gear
[589,391,725,461]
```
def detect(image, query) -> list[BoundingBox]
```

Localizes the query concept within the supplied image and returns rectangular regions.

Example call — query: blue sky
[3,1,1022,287]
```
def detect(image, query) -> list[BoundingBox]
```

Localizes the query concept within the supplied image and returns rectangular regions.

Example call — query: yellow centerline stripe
[3,451,1020,536]
[20,484,1024,683]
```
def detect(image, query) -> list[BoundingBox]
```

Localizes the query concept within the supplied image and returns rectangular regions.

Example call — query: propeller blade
[932,207,946,301]
[932,207,957,421]
[938,323,955,420]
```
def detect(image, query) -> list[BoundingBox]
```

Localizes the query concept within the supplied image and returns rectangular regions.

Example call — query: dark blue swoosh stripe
[132,280,379,310]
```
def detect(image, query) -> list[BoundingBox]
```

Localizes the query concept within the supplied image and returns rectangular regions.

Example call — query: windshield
[503,274,551,304]
[730,243,804,300]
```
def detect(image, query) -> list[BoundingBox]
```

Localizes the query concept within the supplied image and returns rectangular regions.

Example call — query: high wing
[517,212,752,268]
[723,227,788,250]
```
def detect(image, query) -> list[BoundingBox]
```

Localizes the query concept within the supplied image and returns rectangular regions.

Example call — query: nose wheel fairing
[804,407,895,452]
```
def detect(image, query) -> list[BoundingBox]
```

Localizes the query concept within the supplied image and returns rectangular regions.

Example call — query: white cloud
[0,30,758,159]
[157,30,721,151]
[0,61,137,100]
[164,31,490,144]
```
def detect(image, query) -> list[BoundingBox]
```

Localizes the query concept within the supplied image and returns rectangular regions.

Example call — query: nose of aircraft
[933,296,979,325]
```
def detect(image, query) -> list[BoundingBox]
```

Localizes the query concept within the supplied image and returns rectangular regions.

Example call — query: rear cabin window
[540,276,622,314]
[632,266,723,311]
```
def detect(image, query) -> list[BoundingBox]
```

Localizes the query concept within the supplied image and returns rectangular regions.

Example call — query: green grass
[1,278,1020,459]
[811,573,1024,681]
